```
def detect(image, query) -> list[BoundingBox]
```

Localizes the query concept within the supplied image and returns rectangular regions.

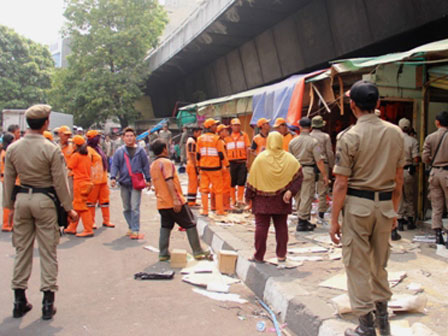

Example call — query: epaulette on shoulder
[336,125,353,141]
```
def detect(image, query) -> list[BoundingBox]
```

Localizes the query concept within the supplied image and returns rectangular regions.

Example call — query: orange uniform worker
[225,118,251,206]
[1,133,15,232]
[274,118,294,151]
[185,125,202,206]
[196,119,226,216]
[58,126,74,163]
[64,136,95,237]
[251,118,271,156]
[86,130,114,228]
[217,124,231,210]
[43,131,54,142]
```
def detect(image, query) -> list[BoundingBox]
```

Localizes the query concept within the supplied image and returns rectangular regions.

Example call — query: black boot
[375,301,391,336]
[159,227,171,261]
[186,227,210,259]
[13,289,32,318]
[435,229,445,245]
[344,312,377,336]
[42,291,56,320]
[397,218,406,231]
[296,219,315,232]
[391,228,401,241]
[407,217,416,230]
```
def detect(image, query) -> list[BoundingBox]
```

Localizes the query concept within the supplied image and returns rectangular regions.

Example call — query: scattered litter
[319,271,407,291]
[206,282,230,293]
[237,312,246,320]
[268,324,287,333]
[181,260,215,274]
[406,282,424,294]
[217,222,234,227]
[192,288,247,303]
[412,235,435,243]
[310,234,334,246]
[288,255,324,262]
[143,245,160,253]
[329,250,342,260]
[436,244,448,259]
[258,299,282,336]
[331,293,352,314]
[288,246,328,254]
[256,321,266,332]
[419,270,432,278]
[134,271,174,280]
[266,258,302,269]
[389,294,427,313]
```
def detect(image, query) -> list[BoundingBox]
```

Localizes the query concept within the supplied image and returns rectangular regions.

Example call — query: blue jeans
[120,185,142,232]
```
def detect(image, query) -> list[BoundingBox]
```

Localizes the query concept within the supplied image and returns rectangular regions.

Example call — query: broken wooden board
[288,255,324,262]
[180,260,215,274]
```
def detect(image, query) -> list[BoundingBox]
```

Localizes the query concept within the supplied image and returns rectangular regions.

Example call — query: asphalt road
[0,187,272,336]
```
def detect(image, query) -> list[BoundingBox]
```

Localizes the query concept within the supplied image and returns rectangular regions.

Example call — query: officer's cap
[25,104,51,120]
[347,80,379,110]
[299,117,312,128]
[398,118,411,130]
[311,115,326,128]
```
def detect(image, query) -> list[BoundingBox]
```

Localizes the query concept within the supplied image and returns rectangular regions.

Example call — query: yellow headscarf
[247,131,301,194]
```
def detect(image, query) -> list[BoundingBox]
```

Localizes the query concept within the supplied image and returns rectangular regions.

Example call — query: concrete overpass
[144,0,448,118]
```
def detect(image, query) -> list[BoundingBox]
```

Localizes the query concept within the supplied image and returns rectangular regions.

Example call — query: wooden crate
[218,250,238,275]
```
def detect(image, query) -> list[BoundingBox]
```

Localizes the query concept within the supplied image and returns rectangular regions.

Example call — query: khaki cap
[311,115,326,128]
[398,118,411,130]
[25,104,51,119]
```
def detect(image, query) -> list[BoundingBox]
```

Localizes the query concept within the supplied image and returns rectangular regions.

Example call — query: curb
[196,217,348,336]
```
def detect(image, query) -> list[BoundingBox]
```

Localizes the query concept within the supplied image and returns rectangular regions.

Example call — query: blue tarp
[136,118,168,141]
[251,75,304,126]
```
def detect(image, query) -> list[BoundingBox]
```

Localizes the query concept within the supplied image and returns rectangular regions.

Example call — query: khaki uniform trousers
[428,168,448,229]
[317,164,329,213]
[12,192,60,292]
[297,166,315,220]
[398,169,415,219]
[342,195,394,316]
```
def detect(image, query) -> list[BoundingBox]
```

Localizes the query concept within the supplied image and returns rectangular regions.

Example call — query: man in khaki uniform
[310,115,334,224]
[397,118,420,233]
[3,105,78,320]
[289,117,328,232]
[422,110,448,248]
[330,81,404,336]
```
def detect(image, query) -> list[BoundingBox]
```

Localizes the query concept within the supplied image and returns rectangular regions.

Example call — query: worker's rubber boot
[237,186,245,204]
[159,227,171,261]
[42,291,56,320]
[230,187,236,206]
[13,289,32,318]
[397,218,406,231]
[344,312,377,336]
[407,217,416,230]
[223,192,231,211]
[215,193,227,216]
[210,193,216,211]
[374,301,391,336]
[391,228,401,241]
[101,206,115,227]
[435,228,445,245]
[76,211,94,237]
[63,220,78,235]
[186,227,207,259]
[87,204,96,228]
[200,194,209,216]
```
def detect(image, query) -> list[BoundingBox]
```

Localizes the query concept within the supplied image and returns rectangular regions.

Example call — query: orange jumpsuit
[65,151,94,237]
[225,131,250,204]
[197,131,226,216]
[1,150,11,231]
[186,137,199,206]
[86,147,113,228]
[283,132,294,151]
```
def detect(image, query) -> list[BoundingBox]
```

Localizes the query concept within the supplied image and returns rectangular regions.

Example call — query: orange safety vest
[283,132,294,151]
[197,132,223,170]
[186,137,197,166]
[218,138,230,167]
[252,133,267,155]
[225,132,249,161]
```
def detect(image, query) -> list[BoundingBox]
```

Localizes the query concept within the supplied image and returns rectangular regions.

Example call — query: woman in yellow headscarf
[246,131,302,262]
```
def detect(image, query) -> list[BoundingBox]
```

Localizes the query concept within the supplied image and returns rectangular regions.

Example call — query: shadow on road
[0,315,63,336]
[58,236,86,249]
[103,235,146,251]
[0,232,12,242]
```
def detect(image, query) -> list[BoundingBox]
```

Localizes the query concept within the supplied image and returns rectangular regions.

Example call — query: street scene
[2,1,448,336]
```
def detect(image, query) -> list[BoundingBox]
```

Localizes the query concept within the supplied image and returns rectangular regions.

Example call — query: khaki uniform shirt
[422,127,448,166]
[334,114,405,191]
[288,130,322,165]
[403,133,420,166]
[3,134,73,211]
[310,129,335,168]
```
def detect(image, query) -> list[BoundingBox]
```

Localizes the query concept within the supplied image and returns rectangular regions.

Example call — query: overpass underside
[145,0,448,118]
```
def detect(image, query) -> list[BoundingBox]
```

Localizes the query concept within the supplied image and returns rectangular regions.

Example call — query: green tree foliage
[0,25,54,111]
[49,0,167,128]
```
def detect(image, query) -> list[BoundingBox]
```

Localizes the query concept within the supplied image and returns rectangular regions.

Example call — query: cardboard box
[170,249,187,268]
[218,250,238,275]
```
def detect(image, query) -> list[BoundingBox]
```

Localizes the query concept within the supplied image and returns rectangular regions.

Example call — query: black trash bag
[134,271,175,280]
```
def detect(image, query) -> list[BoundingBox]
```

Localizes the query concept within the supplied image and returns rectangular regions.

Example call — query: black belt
[432,166,448,170]
[347,188,392,201]
[403,165,412,169]
[16,185,56,194]
[302,164,316,167]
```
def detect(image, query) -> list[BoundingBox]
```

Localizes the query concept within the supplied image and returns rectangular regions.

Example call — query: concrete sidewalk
[194,209,448,336]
